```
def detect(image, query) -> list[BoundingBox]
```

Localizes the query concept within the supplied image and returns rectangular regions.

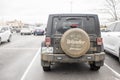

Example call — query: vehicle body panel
[34,29,44,35]
[102,21,120,58]
[20,26,32,34]
[0,26,11,42]
[41,14,105,71]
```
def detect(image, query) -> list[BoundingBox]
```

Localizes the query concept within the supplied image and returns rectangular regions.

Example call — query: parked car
[20,26,32,35]
[11,26,21,33]
[33,28,44,35]
[33,25,45,35]
[41,14,105,71]
[102,21,120,62]
[28,26,35,34]
[0,26,12,44]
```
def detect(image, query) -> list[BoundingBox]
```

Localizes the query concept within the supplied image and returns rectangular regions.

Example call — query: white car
[20,26,32,35]
[101,21,120,61]
[0,26,12,44]
[29,26,35,34]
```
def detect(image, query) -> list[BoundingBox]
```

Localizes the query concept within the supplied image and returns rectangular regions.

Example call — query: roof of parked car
[49,14,98,17]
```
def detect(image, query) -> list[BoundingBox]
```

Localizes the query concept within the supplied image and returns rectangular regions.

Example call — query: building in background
[6,20,24,33]
[0,19,24,27]
[6,19,24,28]
[0,21,6,26]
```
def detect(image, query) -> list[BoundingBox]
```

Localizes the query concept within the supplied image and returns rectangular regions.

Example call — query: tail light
[71,24,78,28]
[45,37,51,47]
[97,37,103,45]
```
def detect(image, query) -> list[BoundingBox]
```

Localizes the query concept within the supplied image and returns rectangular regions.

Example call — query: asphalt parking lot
[0,33,120,80]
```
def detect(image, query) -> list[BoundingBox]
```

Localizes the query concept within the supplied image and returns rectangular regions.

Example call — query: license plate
[41,47,53,53]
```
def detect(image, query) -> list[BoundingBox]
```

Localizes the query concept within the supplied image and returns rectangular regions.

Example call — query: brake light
[97,37,103,45]
[45,37,51,47]
[71,24,78,28]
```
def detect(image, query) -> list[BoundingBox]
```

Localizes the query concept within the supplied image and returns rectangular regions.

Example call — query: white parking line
[20,47,41,80]
[105,63,120,78]
[20,47,120,80]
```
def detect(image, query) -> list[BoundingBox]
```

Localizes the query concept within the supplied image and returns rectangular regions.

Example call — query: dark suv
[41,14,105,71]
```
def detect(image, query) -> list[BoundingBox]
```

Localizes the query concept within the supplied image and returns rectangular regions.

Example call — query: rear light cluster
[45,37,51,47]
[97,37,103,45]
[45,37,102,46]
[71,24,78,28]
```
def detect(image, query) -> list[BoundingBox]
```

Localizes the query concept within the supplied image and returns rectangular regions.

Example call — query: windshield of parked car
[0,27,8,33]
[35,26,45,30]
[106,22,120,32]
[113,22,120,32]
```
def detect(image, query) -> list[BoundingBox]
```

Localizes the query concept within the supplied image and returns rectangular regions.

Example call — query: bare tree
[105,0,120,21]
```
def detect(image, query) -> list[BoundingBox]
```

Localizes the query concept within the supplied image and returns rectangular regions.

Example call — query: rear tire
[118,49,120,63]
[8,35,11,42]
[41,42,51,71]
[43,66,51,71]
[41,59,51,71]
[34,33,37,36]
[35,33,37,36]
[90,62,100,71]
[0,38,1,44]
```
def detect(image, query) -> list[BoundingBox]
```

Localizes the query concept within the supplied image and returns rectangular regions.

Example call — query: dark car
[41,14,105,71]
[33,28,44,35]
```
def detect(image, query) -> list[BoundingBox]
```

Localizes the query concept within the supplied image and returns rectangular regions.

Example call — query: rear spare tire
[61,28,90,58]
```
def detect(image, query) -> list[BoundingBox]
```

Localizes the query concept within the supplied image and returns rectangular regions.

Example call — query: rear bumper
[41,52,105,63]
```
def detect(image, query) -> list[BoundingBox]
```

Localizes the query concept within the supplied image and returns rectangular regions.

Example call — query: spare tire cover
[60,28,90,58]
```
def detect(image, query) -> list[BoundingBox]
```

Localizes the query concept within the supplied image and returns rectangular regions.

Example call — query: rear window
[52,16,96,34]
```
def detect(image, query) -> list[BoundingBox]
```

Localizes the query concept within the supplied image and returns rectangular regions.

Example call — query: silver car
[0,26,12,44]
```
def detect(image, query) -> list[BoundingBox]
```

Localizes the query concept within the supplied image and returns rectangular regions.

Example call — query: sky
[0,0,109,24]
